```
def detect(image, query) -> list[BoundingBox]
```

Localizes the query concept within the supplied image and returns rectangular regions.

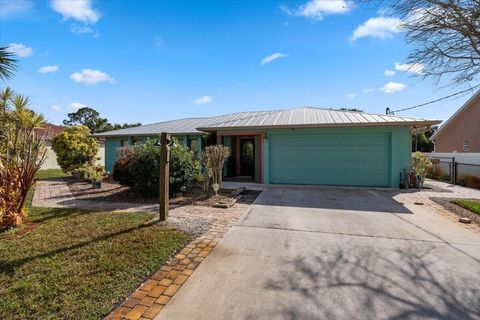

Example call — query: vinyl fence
[425,152,480,188]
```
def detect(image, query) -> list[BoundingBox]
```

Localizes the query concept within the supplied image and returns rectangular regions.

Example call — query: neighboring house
[40,123,105,170]
[95,107,439,188]
[431,90,480,152]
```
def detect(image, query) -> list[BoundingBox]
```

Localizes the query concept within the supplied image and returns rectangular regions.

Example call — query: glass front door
[240,139,255,176]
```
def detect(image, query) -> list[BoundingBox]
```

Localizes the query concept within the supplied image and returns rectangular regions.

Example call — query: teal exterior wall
[104,134,203,172]
[263,126,411,188]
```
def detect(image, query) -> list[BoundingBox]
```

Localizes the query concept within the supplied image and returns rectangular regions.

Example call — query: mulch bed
[66,177,259,207]
[430,197,480,225]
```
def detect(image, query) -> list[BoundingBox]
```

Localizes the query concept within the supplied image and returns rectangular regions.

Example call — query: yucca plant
[0,88,47,227]
[204,145,230,189]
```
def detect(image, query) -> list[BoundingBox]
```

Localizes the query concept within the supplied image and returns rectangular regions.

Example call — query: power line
[386,84,480,114]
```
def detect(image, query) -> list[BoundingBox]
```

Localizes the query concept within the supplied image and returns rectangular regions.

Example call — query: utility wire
[387,84,480,114]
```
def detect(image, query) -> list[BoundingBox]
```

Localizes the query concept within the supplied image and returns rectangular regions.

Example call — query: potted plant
[83,165,105,189]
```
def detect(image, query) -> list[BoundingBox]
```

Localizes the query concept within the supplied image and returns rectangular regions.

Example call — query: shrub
[457,174,480,189]
[72,163,105,182]
[52,125,98,173]
[412,151,432,186]
[113,147,134,185]
[129,140,200,197]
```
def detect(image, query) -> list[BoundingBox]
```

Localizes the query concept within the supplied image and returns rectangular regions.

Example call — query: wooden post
[159,132,170,221]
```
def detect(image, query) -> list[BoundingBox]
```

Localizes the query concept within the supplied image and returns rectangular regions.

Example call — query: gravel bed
[161,215,214,238]
[430,197,480,225]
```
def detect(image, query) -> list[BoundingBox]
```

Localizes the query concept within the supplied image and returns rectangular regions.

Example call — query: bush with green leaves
[129,140,200,197]
[412,151,433,186]
[52,125,98,173]
[113,147,134,185]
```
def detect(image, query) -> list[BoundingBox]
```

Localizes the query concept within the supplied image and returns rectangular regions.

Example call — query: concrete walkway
[156,182,480,320]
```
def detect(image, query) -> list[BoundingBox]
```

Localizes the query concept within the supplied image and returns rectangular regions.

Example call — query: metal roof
[94,107,440,137]
[93,110,275,137]
[199,107,440,130]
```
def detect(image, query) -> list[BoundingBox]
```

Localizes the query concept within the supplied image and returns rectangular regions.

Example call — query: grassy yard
[0,173,190,319]
[35,168,70,180]
[451,199,480,215]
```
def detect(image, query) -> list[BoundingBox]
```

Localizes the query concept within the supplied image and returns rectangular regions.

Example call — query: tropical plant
[113,146,134,185]
[0,46,18,81]
[51,125,98,173]
[129,139,200,197]
[412,151,433,186]
[197,151,213,193]
[204,145,230,189]
[0,89,47,227]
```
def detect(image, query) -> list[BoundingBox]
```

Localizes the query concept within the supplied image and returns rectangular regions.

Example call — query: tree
[0,89,47,227]
[412,126,437,152]
[382,0,480,86]
[52,125,99,172]
[204,145,230,189]
[63,106,141,133]
[63,107,109,133]
[0,46,17,81]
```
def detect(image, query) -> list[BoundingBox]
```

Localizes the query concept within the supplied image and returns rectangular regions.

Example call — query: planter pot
[92,180,102,189]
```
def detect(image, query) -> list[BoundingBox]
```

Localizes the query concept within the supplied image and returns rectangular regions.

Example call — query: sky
[1,0,478,126]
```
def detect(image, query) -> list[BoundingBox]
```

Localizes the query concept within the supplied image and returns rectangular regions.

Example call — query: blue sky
[1,0,477,126]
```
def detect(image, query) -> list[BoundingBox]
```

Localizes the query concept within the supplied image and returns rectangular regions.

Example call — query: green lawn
[36,169,70,180]
[451,199,480,215]
[0,200,190,319]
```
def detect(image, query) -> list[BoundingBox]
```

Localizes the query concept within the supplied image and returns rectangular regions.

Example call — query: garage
[269,132,391,187]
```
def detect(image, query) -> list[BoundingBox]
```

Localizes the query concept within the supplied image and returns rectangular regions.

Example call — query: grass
[451,199,480,215]
[35,169,70,180]
[0,183,190,319]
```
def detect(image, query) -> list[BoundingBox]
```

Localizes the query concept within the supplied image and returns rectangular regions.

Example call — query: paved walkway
[33,178,159,212]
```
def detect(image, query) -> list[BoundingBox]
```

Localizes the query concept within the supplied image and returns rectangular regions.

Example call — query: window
[121,140,129,147]
[189,139,198,152]
[177,138,184,146]
[133,139,144,145]
[463,140,470,151]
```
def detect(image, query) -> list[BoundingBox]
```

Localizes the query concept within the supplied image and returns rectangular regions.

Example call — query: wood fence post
[159,132,170,221]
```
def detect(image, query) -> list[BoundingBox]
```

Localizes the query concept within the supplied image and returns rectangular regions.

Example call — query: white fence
[425,152,480,185]
[41,141,105,170]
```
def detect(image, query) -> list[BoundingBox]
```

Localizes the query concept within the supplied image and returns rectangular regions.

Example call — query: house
[431,90,480,152]
[94,107,439,188]
[40,123,105,170]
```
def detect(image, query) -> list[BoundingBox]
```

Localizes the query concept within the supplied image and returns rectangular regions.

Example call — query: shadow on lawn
[0,217,161,275]
[252,246,480,320]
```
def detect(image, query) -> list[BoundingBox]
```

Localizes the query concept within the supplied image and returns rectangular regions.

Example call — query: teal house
[95,107,440,188]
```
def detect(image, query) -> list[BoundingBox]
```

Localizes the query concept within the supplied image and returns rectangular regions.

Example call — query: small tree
[52,125,98,173]
[0,89,47,227]
[204,145,230,189]
[412,151,433,186]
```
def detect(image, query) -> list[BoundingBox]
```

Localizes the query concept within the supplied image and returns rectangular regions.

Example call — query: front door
[240,138,255,177]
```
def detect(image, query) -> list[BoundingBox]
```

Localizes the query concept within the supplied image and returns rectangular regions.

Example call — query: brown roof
[38,123,65,139]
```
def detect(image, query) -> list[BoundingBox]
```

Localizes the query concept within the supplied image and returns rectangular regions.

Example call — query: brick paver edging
[105,211,243,320]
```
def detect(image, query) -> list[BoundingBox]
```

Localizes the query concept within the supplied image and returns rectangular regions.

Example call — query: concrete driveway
[157,186,480,320]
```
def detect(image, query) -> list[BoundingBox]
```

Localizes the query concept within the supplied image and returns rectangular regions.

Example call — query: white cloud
[281,0,353,20]
[70,24,99,37]
[380,81,406,93]
[350,16,401,41]
[51,105,62,112]
[261,52,287,66]
[345,93,356,100]
[0,0,34,18]
[38,65,59,74]
[6,43,33,57]
[394,62,425,75]
[68,102,88,110]
[191,96,212,105]
[70,69,115,85]
[50,0,101,24]
[384,69,396,76]
[363,87,376,93]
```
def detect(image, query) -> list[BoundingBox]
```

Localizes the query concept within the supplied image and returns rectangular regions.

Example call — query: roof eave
[197,120,441,132]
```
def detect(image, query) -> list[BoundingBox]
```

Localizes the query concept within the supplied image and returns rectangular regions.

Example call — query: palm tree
[0,46,18,81]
